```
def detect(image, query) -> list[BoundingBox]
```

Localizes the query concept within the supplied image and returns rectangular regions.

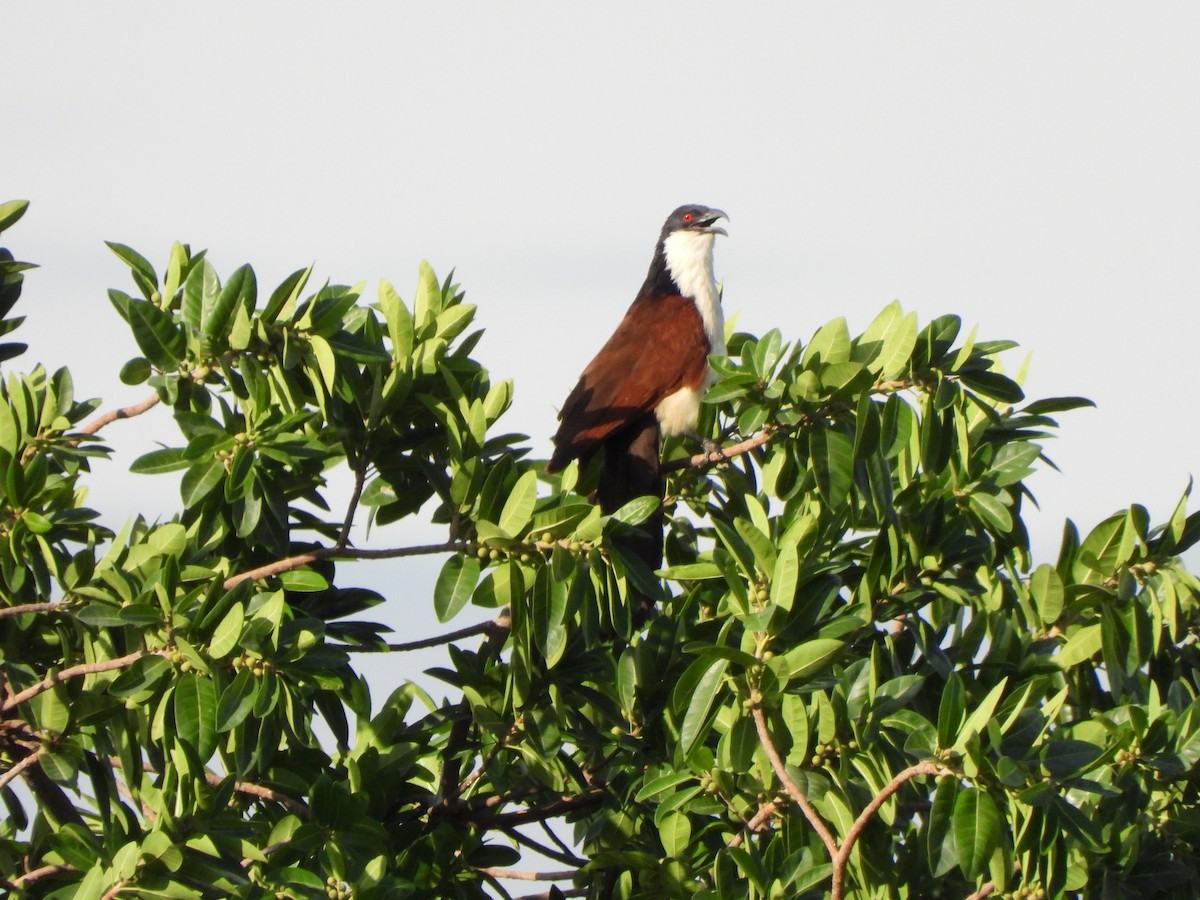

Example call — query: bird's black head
[661,204,728,238]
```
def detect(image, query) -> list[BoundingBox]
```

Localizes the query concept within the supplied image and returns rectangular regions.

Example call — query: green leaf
[952,788,1000,879]
[173,673,218,761]
[610,495,660,526]
[217,669,259,733]
[181,258,217,331]
[119,357,152,385]
[680,657,729,758]
[130,447,190,474]
[658,810,692,859]
[658,563,723,580]
[278,568,330,592]
[969,492,1013,533]
[1057,623,1102,669]
[127,298,186,369]
[802,317,851,368]
[1042,738,1103,778]
[0,199,30,233]
[434,555,481,623]
[105,241,159,295]
[206,263,255,339]
[952,677,1007,753]
[809,427,853,509]
[960,370,1025,403]
[208,602,245,659]
[780,638,846,681]
[309,334,337,392]
[498,468,538,536]
[1029,563,1064,625]
[181,458,226,506]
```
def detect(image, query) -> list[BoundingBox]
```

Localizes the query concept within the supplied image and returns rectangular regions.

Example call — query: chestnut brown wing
[547,294,710,471]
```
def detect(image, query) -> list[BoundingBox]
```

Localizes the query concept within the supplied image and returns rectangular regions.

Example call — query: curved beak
[697,208,728,237]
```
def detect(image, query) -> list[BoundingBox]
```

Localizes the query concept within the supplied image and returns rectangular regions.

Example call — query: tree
[1,198,1198,900]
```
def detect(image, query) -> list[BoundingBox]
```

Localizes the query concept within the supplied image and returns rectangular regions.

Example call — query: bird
[546,204,728,590]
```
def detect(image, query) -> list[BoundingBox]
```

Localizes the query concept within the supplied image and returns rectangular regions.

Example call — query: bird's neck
[657,230,725,356]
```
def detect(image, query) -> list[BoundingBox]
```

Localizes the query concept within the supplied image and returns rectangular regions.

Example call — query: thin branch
[0,601,66,621]
[2,650,151,713]
[502,827,588,868]
[966,883,997,900]
[222,541,463,589]
[516,890,586,900]
[0,745,45,792]
[77,393,161,436]
[438,616,513,804]
[459,715,524,794]
[335,462,369,550]
[477,868,578,882]
[728,799,779,849]
[663,427,776,473]
[751,705,838,857]
[478,791,605,828]
[343,615,508,653]
[101,877,130,900]
[203,773,309,818]
[831,760,948,898]
[9,864,76,888]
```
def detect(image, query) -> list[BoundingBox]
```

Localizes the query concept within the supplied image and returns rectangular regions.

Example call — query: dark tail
[596,413,664,621]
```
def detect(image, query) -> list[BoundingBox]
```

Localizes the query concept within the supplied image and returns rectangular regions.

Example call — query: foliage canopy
[1,200,1199,899]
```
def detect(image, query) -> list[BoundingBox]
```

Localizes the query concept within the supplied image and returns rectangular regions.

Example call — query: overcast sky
[7,4,1199,679]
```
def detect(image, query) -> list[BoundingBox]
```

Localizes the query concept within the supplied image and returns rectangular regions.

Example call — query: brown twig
[7,864,76,888]
[500,824,588,868]
[751,705,839,857]
[222,541,463,589]
[203,773,309,818]
[1,650,152,713]
[0,745,45,792]
[477,868,577,882]
[966,883,997,900]
[459,716,524,794]
[728,799,779,848]
[344,615,508,653]
[830,760,948,897]
[663,427,777,473]
[77,393,161,436]
[0,601,65,621]
[335,462,369,550]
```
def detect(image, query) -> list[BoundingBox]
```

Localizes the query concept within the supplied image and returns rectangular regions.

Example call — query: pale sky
[7,5,1200,672]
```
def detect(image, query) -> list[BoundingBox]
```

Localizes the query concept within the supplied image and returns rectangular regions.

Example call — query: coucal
[546,204,728,585]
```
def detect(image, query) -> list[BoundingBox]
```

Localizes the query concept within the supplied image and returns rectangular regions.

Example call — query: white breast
[656,229,725,436]
[661,229,725,358]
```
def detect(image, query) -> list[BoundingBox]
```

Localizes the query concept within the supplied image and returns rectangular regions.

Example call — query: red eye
[682,212,693,223]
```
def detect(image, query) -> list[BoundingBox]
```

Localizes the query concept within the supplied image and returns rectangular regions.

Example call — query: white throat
[662,229,725,357]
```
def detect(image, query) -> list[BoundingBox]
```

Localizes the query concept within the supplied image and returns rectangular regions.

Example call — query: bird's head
[663,204,728,238]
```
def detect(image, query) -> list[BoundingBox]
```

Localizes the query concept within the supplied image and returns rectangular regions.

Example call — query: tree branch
[663,427,776,473]
[500,825,588,868]
[1,650,152,713]
[203,772,309,818]
[335,462,369,550]
[0,745,44,792]
[7,864,76,889]
[343,614,509,653]
[222,541,463,589]
[966,883,997,900]
[477,868,578,882]
[750,705,839,857]
[0,601,66,621]
[728,799,779,849]
[516,890,586,900]
[77,392,161,436]
[831,760,948,897]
